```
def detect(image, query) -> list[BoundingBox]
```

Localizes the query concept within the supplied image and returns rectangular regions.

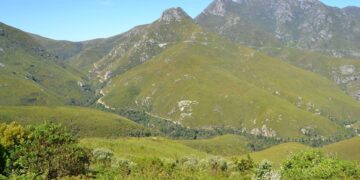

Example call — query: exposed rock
[0,62,4,67]
[0,48,4,53]
[197,0,360,58]
[250,124,277,137]
[177,100,199,112]
[300,126,317,136]
[204,0,230,16]
[340,65,356,75]
[159,7,192,23]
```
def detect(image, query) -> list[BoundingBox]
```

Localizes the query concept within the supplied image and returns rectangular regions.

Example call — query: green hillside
[101,30,359,138]
[179,135,250,156]
[81,137,207,159]
[0,106,147,137]
[241,142,311,167]
[323,137,360,162]
[262,47,360,102]
[0,23,94,106]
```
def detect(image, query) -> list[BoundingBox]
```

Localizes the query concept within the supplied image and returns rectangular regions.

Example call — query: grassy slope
[239,137,360,167]
[0,22,92,105]
[241,143,310,167]
[323,136,360,162]
[263,47,360,99]
[179,135,249,156]
[102,36,358,138]
[81,137,207,159]
[0,106,146,137]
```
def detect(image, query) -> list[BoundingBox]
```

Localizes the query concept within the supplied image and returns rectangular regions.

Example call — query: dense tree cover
[0,122,91,179]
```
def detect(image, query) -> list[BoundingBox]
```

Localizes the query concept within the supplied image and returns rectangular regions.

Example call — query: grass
[81,137,207,159]
[0,106,147,137]
[102,36,357,138]
[0,22,94,106]
[239,142,310,167]
[323,136,360,162]
[178,134,250,156]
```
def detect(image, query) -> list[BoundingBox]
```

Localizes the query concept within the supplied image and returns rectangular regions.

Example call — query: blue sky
[1,0,359,41]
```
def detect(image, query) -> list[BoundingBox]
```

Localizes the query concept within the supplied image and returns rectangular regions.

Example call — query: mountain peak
[204,0,232,16]
[159,7,192,23]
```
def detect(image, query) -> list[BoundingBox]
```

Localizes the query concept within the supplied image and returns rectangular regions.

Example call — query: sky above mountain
[1,0,359,41]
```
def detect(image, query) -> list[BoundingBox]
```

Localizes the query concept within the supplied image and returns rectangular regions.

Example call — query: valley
[0,0,359,179]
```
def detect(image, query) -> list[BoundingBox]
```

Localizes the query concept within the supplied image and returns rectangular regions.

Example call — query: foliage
[92,148,114,168]
[0,122,26,149]
[0,144,5,175]
[230,155,254,173]
[281,150,360,179]
[254,160,273,180]
[6,123,91,179]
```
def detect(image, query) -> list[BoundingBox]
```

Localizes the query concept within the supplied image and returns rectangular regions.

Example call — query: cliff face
[197,0,360,58]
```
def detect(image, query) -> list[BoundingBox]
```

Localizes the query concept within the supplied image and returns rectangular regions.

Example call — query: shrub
[0,144,5,175]
[7,123,91,179]
[254,160,273,180]
[0,122,26,149]
[111,157,137,176]
[230,155,254,173]
[207,156,228,174]
[92,148,114,168]
[281,150,360,179]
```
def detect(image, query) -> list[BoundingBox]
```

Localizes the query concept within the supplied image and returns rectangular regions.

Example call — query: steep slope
[0,22,94,105]
[262,47,360,102]
[196,0,360,58]
[96,9,360,139]
[0,106,147,137]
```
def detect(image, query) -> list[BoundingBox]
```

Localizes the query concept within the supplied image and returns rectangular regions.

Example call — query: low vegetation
[0,122,359,179]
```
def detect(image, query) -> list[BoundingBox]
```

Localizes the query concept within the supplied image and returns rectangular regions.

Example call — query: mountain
[89,8,360,138]
[196,0,360,103]
[0,23,95,106]
[196,0,360,58]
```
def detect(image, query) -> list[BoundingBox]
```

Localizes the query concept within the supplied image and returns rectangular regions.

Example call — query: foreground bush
[281,150,360,179]
[4,123,91,179]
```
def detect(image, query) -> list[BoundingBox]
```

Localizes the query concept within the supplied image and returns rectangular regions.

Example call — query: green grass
[0,106,146,137]
[323,136,360,162]
[102,36,358,138]
[179,135,250,156]
[81,137,207,159]
[0,22,94,105]
[240,142,310,167]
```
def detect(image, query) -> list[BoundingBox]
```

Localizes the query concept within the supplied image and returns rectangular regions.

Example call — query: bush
[230,155,254,173]
[281,150,360,179]
[0,144,5,175]
[0,122,26,149]
[254,160,273,180]
[111,157,137,176]
[92,148,114,168]
[207,156,228,174]
[7,123,91,179]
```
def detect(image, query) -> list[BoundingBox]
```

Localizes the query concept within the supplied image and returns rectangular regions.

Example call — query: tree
[7,123,91,179]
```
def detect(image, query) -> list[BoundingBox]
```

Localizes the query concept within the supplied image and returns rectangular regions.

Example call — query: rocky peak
[204,0,232,16]
[159,7,192,23]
